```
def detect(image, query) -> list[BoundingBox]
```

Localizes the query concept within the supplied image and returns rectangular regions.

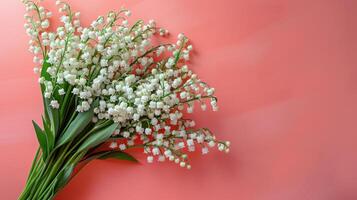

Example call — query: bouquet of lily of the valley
[19,0,230,199]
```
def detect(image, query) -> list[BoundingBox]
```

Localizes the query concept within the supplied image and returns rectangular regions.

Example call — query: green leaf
[32,120,48,160]
[99,151,138,162]
[42,96,60,137]
[40,58,51,94]
[85,150,138,162]
[83,151,108,162]
[41,58,51,81]
[42,116,54,154]
[78,122,118,152]
[40,58,60,135]
[55,164,75,191]
[56,106,95,148]
[142,120,150,128]
[42,96,51,124]
[50,104,60,136]
[59,84,73,119]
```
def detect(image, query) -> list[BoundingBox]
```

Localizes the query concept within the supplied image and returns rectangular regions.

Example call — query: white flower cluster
[23,0,229,168]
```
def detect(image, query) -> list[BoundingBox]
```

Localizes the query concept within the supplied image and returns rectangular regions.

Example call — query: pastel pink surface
[0,0,357,199]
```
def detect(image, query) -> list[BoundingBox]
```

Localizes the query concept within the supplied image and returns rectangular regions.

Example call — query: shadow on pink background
[0,0,357,199]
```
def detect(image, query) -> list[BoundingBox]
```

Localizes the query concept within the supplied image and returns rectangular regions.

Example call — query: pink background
[1,0,357,199]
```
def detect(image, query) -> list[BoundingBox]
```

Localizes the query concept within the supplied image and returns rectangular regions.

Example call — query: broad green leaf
[42,95,51,125]
[84,151,108,162]
[55,164,75,191]
[84,150,138,162]
[99,151,138,162]
[142,120,150,128]
[56,106,95,148]
[32,120,48,160]
[43,96,60,137]
[42,116,54,154]
[78,122,118,152]
[41,58,51,81]
[40,58,60,135]
[59,84,73,119]
[40,58,51,94]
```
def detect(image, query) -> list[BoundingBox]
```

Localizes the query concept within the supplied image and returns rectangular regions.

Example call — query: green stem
[26,147,40,182]
[19,145,75,199]
[18,151,46,200]
[26,151,57,199]
[32,142,72,199]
